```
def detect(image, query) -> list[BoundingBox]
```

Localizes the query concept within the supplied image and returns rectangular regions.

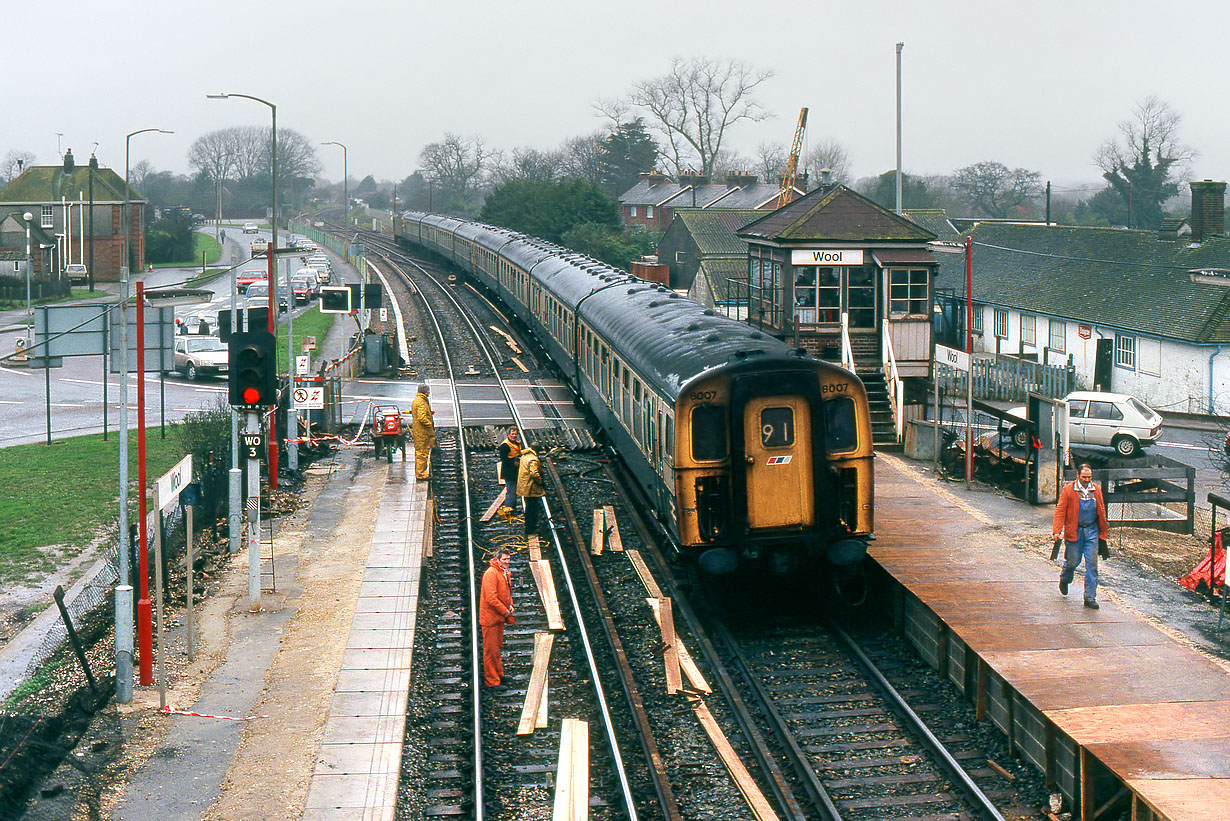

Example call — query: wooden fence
[936,352,1074,402]
[1066,458,1196,534]
[0,278,70,306]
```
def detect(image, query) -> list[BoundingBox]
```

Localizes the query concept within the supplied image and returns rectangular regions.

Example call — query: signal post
[228,329,277,611]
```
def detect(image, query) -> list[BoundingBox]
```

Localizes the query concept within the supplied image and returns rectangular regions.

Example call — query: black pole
[88,160,95,292]
[1045,181,1051,225]
[53,585,99,697]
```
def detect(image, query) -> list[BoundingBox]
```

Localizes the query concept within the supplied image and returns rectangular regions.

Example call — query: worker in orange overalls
[479,547,514,686]
[410,383,436,480]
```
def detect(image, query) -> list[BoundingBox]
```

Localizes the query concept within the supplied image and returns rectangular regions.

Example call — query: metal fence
[936,352,1074,402]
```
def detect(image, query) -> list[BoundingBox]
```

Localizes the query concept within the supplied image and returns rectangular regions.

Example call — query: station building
[932,180,1230,415]
[0,150,147,282]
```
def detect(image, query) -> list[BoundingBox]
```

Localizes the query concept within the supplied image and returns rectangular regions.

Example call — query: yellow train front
[672,357,873,576]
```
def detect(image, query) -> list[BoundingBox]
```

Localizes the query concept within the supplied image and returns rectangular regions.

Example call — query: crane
[775,107,809,209]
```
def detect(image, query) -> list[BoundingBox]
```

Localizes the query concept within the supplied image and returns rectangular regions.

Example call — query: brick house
[618,171,803,232]
[0,150,147,281]
[656,208,763,314]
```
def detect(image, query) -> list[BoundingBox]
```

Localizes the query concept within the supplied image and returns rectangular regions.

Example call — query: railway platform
[871,453,1230,821]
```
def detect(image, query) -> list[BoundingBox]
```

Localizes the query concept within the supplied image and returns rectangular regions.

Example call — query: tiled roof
[934,222,1230,344]
[674,209,761,255]
[902,208,961,241]
[619,178,689,206]
[0,164,145,204]
[739,185,936,243]
[0,248,24,261]
[709,183,796,209]
[2,211,56,246]
[697,257,748,303]
[662,183,738,209]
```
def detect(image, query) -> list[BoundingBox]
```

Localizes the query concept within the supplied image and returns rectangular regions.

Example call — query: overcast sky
[8,0,1228,194]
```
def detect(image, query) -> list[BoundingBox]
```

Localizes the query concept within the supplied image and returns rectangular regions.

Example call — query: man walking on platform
[410,384,436,480]
[517,443,546,536]
[498,427,522,512]
[1054,463,1110,609]
[479,548,514,687]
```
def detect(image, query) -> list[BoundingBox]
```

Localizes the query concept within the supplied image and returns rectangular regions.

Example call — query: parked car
[242,223,258,234]
[65,263,89,285]
[1007,391,1162,457]
[172,335,228,380]
[245,282,288,312]
[237,269,266,293]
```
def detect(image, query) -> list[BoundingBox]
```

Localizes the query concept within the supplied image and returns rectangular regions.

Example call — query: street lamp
[210,92,280,488]
[321,141,347,225]
[116,127,171,701]
[22,212,32,345]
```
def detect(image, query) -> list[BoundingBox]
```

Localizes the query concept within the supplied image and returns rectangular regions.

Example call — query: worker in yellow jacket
[410,384,436,480]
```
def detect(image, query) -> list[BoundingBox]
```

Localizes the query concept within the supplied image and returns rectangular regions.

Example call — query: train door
[742,396,815,529]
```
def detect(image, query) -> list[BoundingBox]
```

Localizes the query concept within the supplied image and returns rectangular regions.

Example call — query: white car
[1007,391,1162,457]
[173,336,228,381]
[243,223,258,234]
[65,263,89,285]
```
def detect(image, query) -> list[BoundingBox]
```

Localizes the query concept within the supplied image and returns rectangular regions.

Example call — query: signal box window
[888,268,928,316]
[691,405,727,462]
[825,397,857,452]
[760,407,794,447]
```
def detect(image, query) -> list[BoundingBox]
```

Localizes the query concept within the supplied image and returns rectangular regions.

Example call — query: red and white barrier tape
[160,705,267,721]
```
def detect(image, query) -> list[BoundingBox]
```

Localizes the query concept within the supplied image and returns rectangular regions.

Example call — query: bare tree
[274,128,322,184]
[950,161,1042,218]
[617,57,773,176]
[0,149,36,186]
[559,132,605,185]
[754,141,786,184]
[492,146,564,184]
[1094,95,1195,229]
[419,133,489,201]
[128,160,154,194]
[804,139,852,187]
[188,130,237,181]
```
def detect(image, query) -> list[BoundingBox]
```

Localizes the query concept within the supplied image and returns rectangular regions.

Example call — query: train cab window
[759,407,795,447]
[825,397,858,452]
[691,405,727,462]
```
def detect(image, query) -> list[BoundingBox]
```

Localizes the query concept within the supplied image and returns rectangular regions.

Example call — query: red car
[237,269,266,294]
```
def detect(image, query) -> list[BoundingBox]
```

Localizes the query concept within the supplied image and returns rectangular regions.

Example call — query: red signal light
[243,386,262,405]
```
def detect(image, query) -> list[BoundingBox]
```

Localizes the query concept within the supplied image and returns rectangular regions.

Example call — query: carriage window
[760,407,794,448]
[691,405,727,461]
[825,397,857,452]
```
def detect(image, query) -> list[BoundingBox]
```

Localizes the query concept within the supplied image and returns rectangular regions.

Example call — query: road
[0,225,350,448]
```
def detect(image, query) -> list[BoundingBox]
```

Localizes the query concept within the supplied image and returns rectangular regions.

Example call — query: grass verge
[152,233,223,269]
[0,432,185,582]
[277,306,336,365]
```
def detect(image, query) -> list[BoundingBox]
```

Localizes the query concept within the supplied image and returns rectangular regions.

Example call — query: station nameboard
[790,249,864,266]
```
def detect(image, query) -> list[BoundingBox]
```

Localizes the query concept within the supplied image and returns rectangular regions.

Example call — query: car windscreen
[186,338,225,352]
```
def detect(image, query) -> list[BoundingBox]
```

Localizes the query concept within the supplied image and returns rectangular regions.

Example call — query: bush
[145,211,197,263]
[177,398,233,528]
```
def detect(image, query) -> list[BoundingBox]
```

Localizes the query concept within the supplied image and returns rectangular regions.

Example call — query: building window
[1049,320,1065,352]
[675,251,685,263]
[11,262,19,273]
[629,205,637,217]
[888,268,928,316]
[993,308,1008,339]
[41,206,54,228]
[1115,333,1136,369]
[1021,314,1035,345]
[971,305,983,333]
[646,205,654,219]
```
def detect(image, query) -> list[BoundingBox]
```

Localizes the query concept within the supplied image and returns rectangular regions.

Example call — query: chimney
[725,171,758,188]
[1190,180,1226,242]
[645,171,670,186]
[89,154,99,170]
[62,149,75,176]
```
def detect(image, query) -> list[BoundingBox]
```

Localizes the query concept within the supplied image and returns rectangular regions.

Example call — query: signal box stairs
[848,335,899,450]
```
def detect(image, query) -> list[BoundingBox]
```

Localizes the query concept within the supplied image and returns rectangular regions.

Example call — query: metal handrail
[839,312,854,371]
[882,331,904,442]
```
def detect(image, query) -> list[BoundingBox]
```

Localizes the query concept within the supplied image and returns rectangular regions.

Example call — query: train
[394,213,875,578]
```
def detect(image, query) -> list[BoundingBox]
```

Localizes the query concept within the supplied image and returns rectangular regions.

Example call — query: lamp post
[116,127,171,701]
[22,212,32,346]
[215,152,235,244]
[321,141,347,225]
[210,92,279,488]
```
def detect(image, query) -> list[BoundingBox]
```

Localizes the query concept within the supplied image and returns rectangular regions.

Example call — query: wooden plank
[552,718,589,821]
[591,508,605,555]
[517,632,554,735]
[626,549,664,598]
[646,598,712,694]
[659,597,682,695]
[480,488,508,523]
[603,505,623,552]
[536,673,548,729]
[536,559,565,631]
[690,698,780,821]
[552,718,574,821]
[528,536,542,562]
[511,357,528,373]
[422,498,434,559]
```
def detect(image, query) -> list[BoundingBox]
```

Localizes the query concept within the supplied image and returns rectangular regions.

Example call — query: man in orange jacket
[1053,463,1110,609]
[479,548,514,686]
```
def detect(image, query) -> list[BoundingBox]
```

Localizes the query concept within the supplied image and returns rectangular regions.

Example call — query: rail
[379,246,640,820]
[839,311,853,371]
[882,330,904,442]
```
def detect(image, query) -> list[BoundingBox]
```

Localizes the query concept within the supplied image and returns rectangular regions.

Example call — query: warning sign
[292,386,325,409]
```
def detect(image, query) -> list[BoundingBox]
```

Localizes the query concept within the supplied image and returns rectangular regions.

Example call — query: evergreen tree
[598,119,658,196]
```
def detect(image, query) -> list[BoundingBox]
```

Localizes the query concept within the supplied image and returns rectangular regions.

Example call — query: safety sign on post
[296,354,310,375]
[293,385,325,409]
[380,308,388,322]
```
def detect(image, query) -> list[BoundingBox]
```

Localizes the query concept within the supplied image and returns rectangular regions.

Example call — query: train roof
[578,279,811,398]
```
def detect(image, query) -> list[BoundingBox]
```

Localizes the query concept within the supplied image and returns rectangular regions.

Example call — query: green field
[277,306,336,366]
[152,233,223,269]
[0,433,185,581]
